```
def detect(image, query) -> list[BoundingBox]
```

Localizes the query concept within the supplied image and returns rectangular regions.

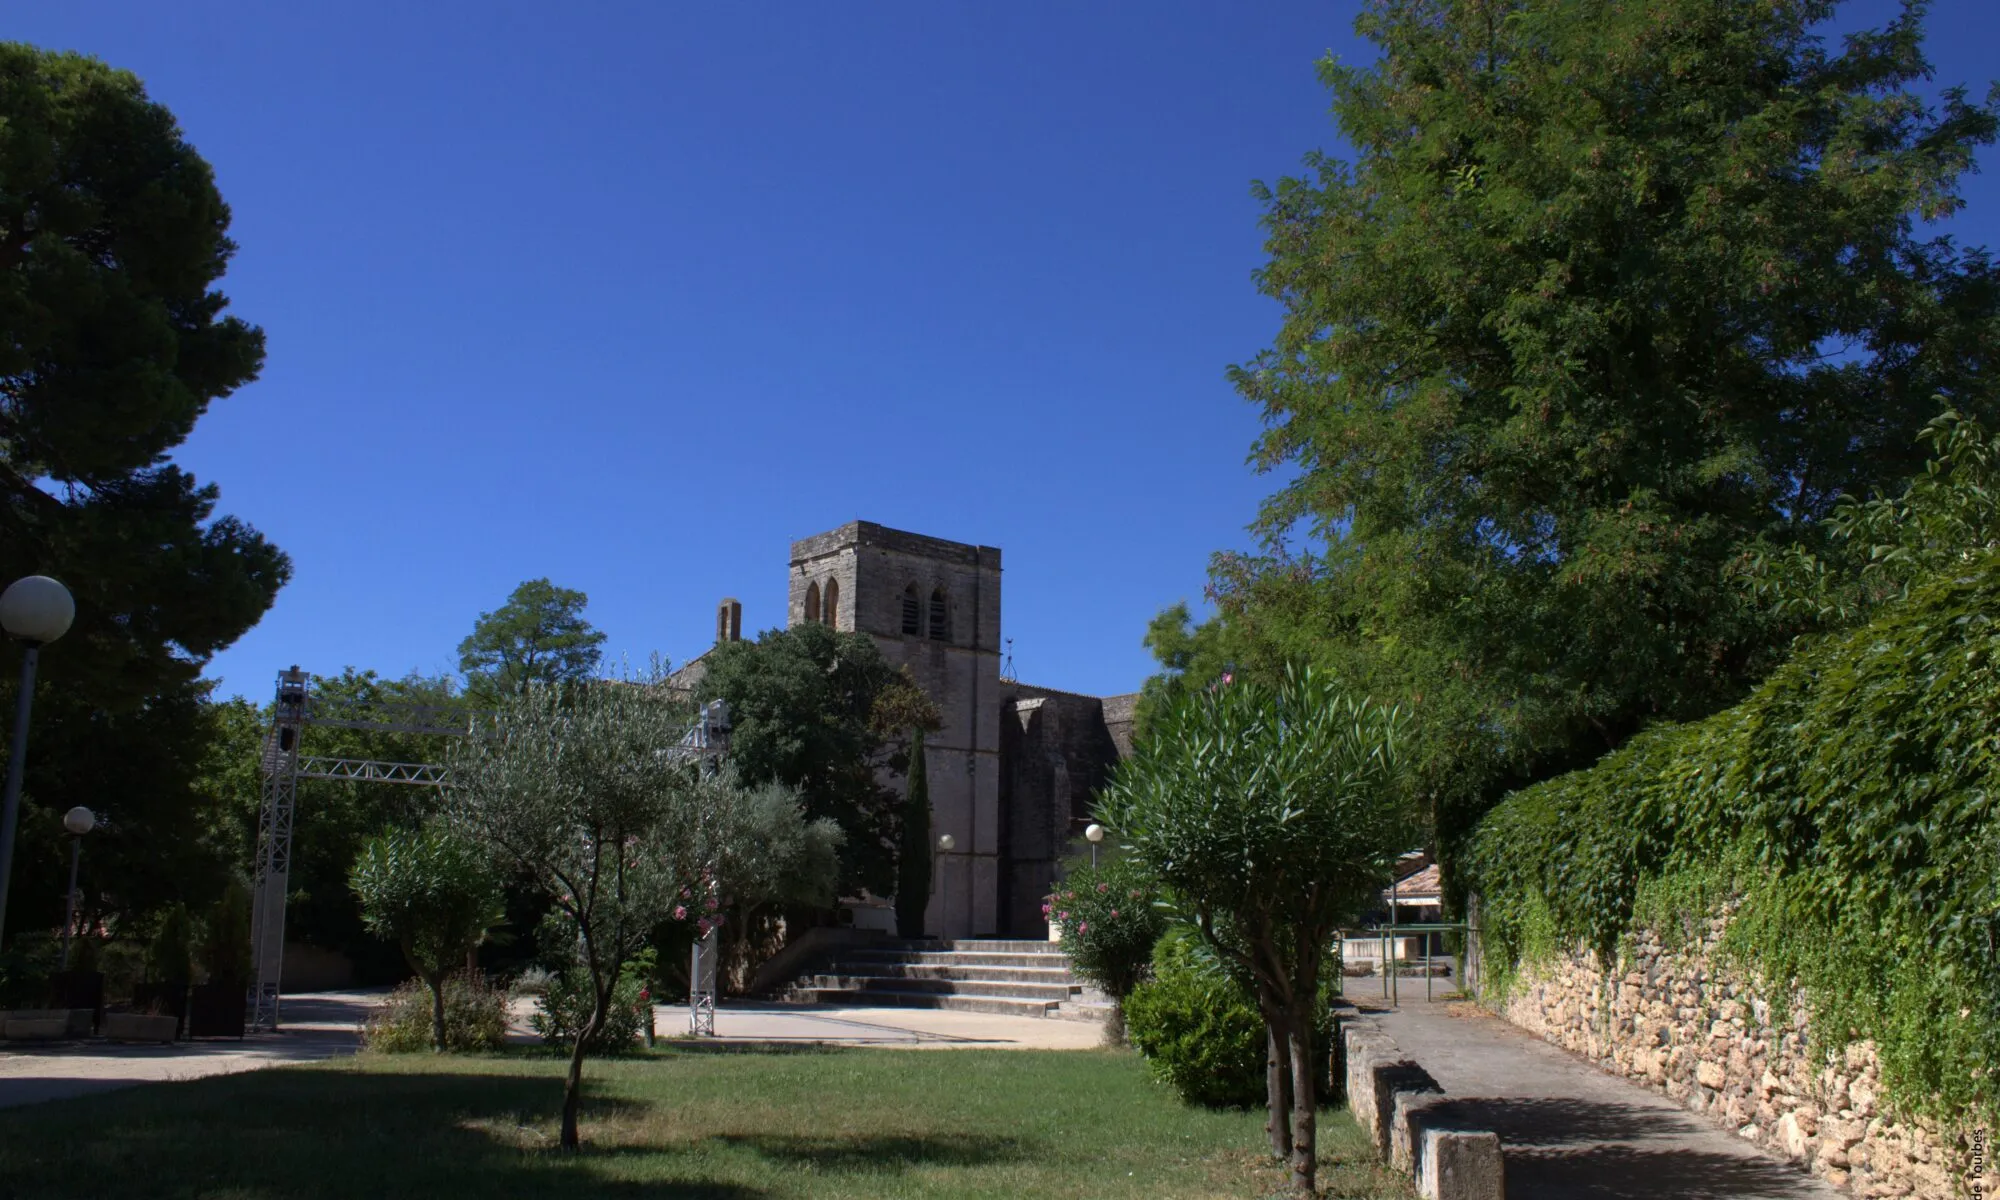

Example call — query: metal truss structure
[248,667,731,1034]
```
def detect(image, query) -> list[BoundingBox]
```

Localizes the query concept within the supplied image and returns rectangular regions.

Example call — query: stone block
[1418,1130,1505,1200]
[103,1012,177,1042]
[1,1018,65,1040]
[1391,1087,1447,1173]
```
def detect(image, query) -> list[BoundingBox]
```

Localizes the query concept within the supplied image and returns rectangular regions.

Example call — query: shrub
[364,973,508,1053]
[509,965,554,997]
[1125,928,1342,1109]
[531,953,651,1053]
[1125,931,1266,1108]
[1043,858,1166,1002]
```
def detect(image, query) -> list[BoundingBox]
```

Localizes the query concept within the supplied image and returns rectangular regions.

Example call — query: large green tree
[0,45,287,955]
[696,622,913,897]
[0,45,287,709]
[457,579,607,701]
[1186,0,2000,872]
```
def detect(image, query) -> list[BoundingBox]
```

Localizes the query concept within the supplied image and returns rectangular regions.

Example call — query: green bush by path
[0,1048,1417,1200]
[1125,931,1268,1107]
[1464,552,2000,1125]
[364,974,508,1053]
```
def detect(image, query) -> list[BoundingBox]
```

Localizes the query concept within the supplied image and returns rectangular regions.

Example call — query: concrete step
[793,985,1061,1018]
[824,960,1075,984]
[800,975,1079,1001]
[838,950,1069,970]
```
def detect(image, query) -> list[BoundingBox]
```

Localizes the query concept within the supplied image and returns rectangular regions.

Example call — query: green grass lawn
[0,1045,1413,1200]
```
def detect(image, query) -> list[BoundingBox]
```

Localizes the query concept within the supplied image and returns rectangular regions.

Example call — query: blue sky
[14,1,1999,703]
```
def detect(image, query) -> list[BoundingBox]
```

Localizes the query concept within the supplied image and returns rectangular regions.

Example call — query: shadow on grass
[711,1132,1031,1174]
[0,1068,764,1200]
[650,1041,856,1057]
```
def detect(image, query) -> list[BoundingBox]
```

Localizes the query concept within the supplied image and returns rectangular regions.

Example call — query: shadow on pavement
[1506,1141,1836,1199]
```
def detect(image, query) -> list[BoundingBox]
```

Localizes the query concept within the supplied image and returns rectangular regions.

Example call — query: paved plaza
[0,991,1105,1109]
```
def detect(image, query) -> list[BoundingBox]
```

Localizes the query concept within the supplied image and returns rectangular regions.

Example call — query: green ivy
[1465,554,2000,1126]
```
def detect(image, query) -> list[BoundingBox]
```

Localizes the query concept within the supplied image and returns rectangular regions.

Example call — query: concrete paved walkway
[0,992,1105,1109]
[1360,993,1837,1199]
[0,991,370,1109]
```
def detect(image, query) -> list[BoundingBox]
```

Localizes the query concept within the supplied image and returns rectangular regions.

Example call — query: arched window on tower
[804,581,820,625]
[929,587,950,642]
[901,585,921,635]
[824,578,840,629]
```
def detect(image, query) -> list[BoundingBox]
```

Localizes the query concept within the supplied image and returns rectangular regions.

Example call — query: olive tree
[1096,667,1410,1197]
[442,681,714,1150]
[349,826,503,1052]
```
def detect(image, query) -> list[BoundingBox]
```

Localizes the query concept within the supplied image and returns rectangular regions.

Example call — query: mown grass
[0,1045,1412,1199]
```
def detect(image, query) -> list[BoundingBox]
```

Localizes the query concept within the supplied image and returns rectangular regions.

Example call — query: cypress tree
[894,731,931,939]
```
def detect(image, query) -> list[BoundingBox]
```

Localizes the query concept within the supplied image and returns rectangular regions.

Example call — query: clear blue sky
[14,1,1999,703]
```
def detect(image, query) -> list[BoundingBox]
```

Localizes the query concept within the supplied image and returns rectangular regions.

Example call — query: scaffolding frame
[247,667,730,1034]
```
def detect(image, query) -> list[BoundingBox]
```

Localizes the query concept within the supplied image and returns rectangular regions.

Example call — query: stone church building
[679,520,1136,941]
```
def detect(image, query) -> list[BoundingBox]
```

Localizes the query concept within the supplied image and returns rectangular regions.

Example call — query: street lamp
[937,833,955,852]
[0,575,74,951]
[59,806,94,970]
[1084,822,1104,868]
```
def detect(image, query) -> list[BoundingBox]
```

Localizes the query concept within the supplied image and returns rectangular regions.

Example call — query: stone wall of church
[996,684,1124,937]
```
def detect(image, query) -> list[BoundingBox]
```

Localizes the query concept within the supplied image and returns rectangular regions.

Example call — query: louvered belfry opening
[929,587,949,641]
[825,578,840,628]
[901,584,921,635]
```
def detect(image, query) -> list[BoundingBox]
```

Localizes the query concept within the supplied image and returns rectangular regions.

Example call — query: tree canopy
[1099,668,1410,1196]
[0,44,287,711]
[457,579,607,701]
[696,622,914,897]
[1157,0,2000,875]
[350,825,503,1052]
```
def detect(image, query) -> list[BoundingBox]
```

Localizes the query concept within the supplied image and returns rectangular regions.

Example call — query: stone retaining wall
[1488,917,1997,1198]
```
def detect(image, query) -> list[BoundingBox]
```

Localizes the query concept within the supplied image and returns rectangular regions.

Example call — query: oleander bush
[363,973,508,1053]
[1044,858,1167,1003]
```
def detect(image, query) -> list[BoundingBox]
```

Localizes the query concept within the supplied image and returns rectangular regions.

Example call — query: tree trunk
[1264,1012,1294,1160]
[1287,1003,1318,1196]
[428,972,447,1053]
[559,980,613,1150]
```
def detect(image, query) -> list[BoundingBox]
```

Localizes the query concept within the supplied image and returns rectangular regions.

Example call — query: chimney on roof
[716,597,742,644]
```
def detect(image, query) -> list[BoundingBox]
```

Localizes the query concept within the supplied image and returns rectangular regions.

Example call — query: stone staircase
[782,938,1108,1020]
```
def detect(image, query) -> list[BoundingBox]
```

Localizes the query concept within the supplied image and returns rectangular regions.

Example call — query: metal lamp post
[937,834,955,936]
[0,575,75,952]
[59,806,94,969]
[1084,822,1104,868]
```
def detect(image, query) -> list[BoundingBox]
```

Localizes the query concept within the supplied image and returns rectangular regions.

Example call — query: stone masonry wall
[1491,918,1997,1198]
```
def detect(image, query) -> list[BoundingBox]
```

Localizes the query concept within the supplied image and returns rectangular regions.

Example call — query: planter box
[102,1012,178,1042]
[131,981,189,1039]
[48,971,104,1024]
[1,1018,66,1041]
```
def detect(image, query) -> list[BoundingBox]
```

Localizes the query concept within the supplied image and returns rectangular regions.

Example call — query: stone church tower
[788,522,1003,939]
[677,519,1136,939]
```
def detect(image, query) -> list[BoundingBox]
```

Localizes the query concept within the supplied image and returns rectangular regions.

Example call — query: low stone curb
[1339,1006,1507,1200]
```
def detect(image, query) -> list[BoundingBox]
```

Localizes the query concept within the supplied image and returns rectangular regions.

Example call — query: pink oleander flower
[638,988,650,1003]
[1058,911,1069,921]
[681,887,692,900]
[1097,882,1108,892]
[1040,903,1051,915]
[1077,922,1088,934]
[1110,910,1119,918]
[673,905,687,921]
[697,918,711,935]
[705,896,720,911]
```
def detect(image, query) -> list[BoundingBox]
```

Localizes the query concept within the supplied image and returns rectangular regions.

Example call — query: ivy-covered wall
[1463,553,2000,1172]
